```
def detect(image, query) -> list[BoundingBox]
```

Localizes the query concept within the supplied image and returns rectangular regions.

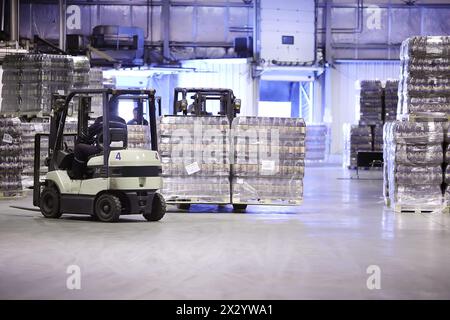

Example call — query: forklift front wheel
[40,186,62,219]
[232,204,248,212]
[143,193,166,222]
[95,194,122,222]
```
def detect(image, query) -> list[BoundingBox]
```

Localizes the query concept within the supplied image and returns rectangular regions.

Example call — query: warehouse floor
[0,166,449,299]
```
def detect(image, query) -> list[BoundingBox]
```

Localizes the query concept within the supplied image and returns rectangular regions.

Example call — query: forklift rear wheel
[232,204,247,212]
[144,193,166,221]
[177,203,190,210]
[40,186,62,219]
[95,194,122,222]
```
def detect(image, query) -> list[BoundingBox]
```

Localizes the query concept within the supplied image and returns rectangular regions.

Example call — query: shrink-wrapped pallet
[88,68,104,117]
[343,124,372,168]
[158,116,231,203]
[384,80,399,122]
[305,123,329,162]
[384,121,445,209]
[0,118,23,196]
[231,116,305,205]
[1,54,74,115]
[358,80,383,126]
[398,36,450,118]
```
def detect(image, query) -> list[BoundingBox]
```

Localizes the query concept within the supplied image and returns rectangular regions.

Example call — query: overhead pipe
[59,0,66,51]
[10,0,19,41]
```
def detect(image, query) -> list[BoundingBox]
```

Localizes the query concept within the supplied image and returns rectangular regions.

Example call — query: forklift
[169,87,246,212]
[33,88,166,222]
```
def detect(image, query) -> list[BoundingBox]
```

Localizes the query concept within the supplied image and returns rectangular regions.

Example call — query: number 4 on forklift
[176,304,272,317]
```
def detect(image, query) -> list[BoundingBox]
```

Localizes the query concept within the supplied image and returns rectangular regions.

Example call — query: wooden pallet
[232,197,302,206]
[165,197,230,205]
[0,189,29,200]
[393,204,448,214]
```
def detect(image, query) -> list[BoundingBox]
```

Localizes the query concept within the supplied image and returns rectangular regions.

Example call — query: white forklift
[33,88,166,222]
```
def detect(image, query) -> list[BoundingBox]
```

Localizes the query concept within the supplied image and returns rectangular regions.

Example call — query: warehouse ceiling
[3,0,450,63]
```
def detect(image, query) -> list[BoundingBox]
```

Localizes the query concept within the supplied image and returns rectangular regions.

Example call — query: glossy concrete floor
[1,166,450,299]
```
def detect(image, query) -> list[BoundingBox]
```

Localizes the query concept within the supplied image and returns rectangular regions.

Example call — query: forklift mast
[173,88,241,123]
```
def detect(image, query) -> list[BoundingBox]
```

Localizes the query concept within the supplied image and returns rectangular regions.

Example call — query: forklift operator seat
[97,125,128,150]
[109,127,128,150]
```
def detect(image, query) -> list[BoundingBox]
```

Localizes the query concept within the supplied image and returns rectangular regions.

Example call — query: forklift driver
[72,109,127,179]
[127,107,149,125]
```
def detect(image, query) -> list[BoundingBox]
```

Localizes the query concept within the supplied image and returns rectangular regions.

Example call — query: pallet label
[185,162,201,175]
[2,133,13,144]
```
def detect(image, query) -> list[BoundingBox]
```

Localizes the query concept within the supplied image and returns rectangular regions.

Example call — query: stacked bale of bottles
[71,56,90,89]
[70,56,91,114]
[305,123,329,162]
[343,124,372,169]
[382,122,392,205]
[444,127,450,205]
[231,117,305,204]
[358,80,383,126]
[127,125,150,149]
[384,80,399,121]
[0,67,3,112]
[87,68,104,117]
[360,80,384,155]
[1,54,21,113]
[158,116,230,203]
[397,36,450,118]
[0,118,23,196]
[1,54,73,115]
[384,121,445,210]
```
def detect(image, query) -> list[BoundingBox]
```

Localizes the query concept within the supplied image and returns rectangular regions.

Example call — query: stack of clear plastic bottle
[398,36,450,117]
[343,124,372,168]
[373,124,384,152]
[70,56,91,115]
[305,123,329,162]
[384,121,445,208]
[127,125,151,149]
[385,80,399,122]
[1,54,74,115]
[358,80,383,126]
[87,68,104,118]
[0,117,23,196]
[231,117,305,204]
[71,56,90,89]
[158,116,231,203]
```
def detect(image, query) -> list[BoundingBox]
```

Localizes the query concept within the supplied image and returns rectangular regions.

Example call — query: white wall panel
[178,59,256,116]
[329,61,401,155]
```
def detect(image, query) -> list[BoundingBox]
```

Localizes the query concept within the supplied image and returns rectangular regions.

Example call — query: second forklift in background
[161,87,246,211]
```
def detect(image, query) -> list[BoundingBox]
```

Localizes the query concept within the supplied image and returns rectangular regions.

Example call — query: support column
[10,0,19,42]
[59,0,66,51]
[161,0,170,60]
